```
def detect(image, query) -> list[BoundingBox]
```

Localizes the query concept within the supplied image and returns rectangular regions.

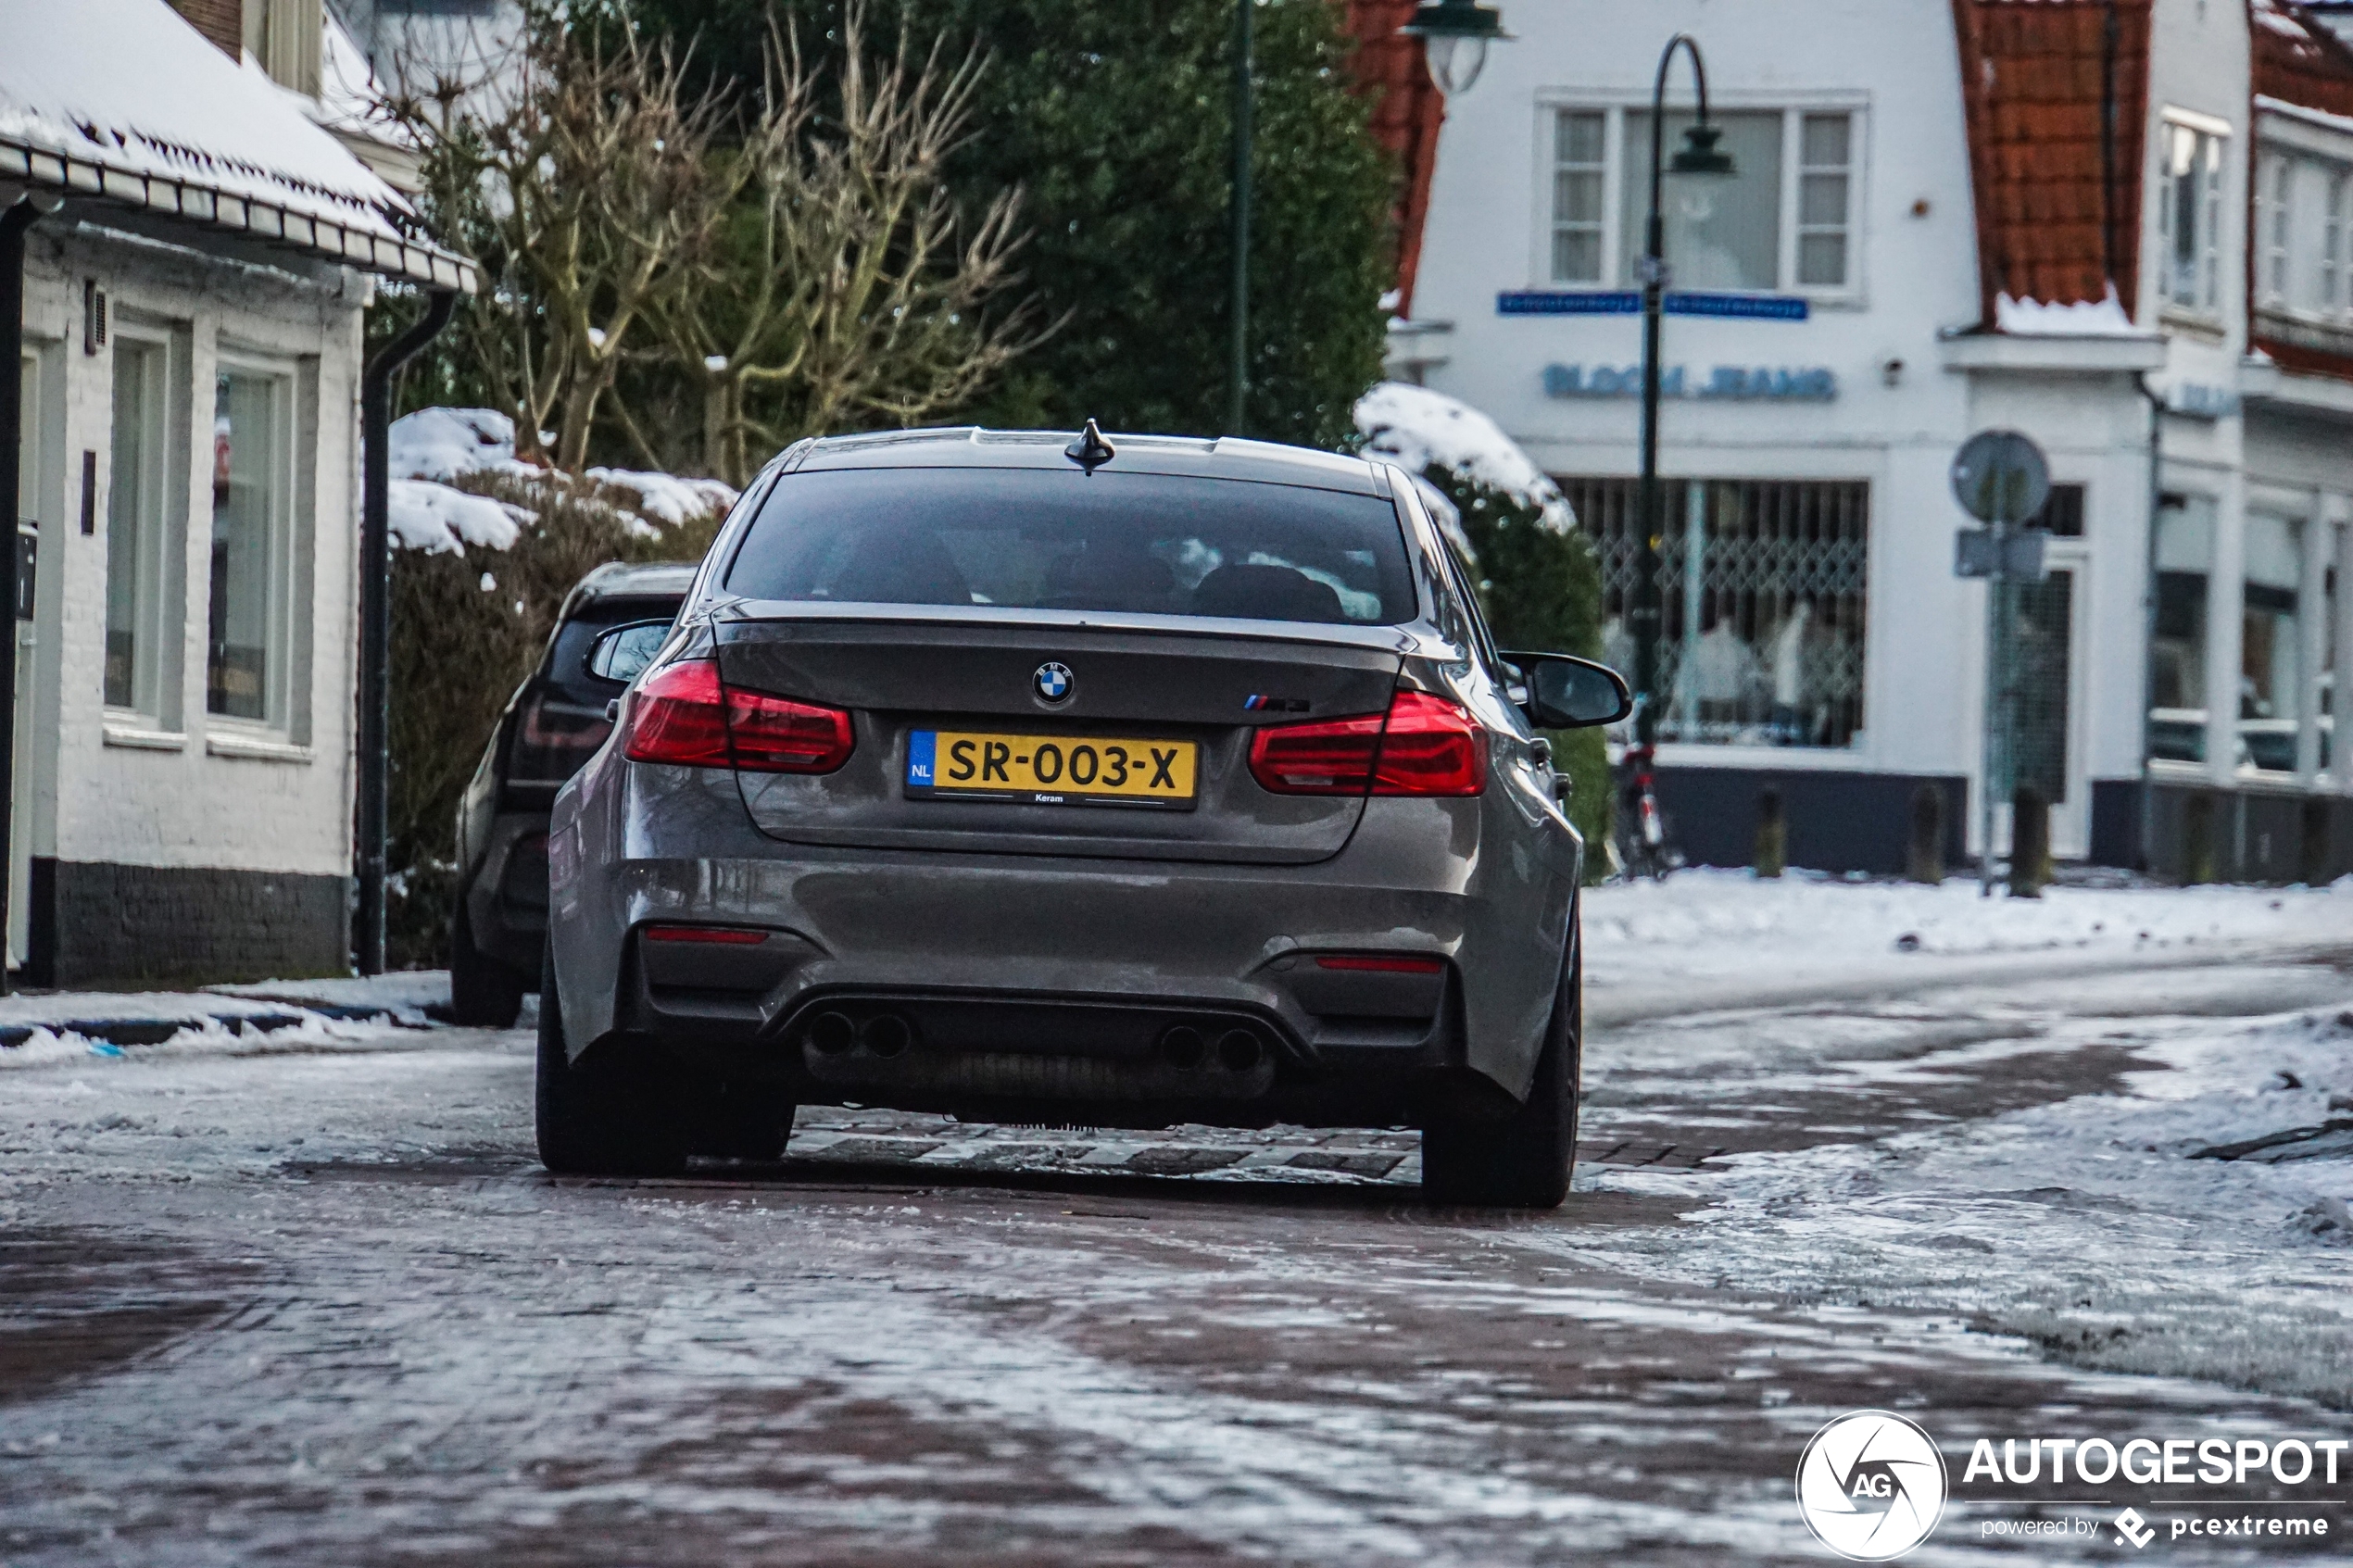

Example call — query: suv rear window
[724,468,1417,625]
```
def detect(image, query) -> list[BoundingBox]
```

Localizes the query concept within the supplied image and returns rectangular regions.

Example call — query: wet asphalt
[4,954,2352,1565]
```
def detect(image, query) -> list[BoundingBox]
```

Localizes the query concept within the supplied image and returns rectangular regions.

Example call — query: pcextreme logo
[1795,1411,1950,1561]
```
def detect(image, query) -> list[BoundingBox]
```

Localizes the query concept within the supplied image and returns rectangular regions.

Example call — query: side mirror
[1503,651,1633,729]
[586,620,674,685]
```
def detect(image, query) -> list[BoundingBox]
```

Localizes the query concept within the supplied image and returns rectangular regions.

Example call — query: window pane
[106,345,150,711]
[1622,110,1782,291]
[1799,170,1848,227]
[2151,498,2213,761]
[208,370,283,721]
[1554,168,1602,225]
[1555,108,1604,166]
[2242,513,2303,772]
[1801,112,1850,168]
[1552,229,1601,284]
[1797,232,1847,286]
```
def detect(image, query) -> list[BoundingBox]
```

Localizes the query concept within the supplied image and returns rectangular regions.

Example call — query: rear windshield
[724,468,1417,625]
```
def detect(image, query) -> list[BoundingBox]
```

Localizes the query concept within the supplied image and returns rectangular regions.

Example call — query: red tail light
[1247,687,1487,797]
[623,659,854,774]
[1314,954,1445,973]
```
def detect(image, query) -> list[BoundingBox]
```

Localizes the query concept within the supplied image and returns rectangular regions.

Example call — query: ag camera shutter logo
[1796,1411,1948,1560]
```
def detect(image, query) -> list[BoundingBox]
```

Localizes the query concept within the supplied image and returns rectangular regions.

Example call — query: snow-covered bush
[384,408,735,966]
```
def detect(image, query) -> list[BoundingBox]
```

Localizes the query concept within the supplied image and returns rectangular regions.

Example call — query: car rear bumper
[548,763,1574,1127]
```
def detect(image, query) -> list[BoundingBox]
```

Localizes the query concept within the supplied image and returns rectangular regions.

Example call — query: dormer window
[2158,118,2228,319]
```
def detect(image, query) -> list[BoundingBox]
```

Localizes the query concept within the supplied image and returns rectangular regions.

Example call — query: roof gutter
[0,133,475,292]
[356,289,459,976]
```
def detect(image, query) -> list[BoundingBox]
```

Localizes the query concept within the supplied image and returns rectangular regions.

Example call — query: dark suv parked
[449,561,696,1024]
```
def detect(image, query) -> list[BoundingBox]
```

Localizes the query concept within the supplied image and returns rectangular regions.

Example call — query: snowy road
[6,921,2353,1562]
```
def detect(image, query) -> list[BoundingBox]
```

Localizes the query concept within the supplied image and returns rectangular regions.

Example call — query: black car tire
[535,948,686,1178]
[678,1082,795,1162]
[450,904,528,1028]
[1421,933,1581,1209]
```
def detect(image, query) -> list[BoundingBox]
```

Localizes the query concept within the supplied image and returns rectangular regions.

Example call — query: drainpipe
[356,289,458,976]
[2137,373,2166,879]
[0,195,48,996]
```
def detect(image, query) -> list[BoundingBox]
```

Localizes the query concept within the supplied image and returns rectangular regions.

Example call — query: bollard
[1754,785,1786,879]
[2183,791,2216,885]
[2010,784,2051,897]
[1907,783,1945,884]
[2300,796,2332,886]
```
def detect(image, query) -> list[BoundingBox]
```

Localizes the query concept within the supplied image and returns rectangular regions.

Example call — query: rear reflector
[641,925,770,945]
[1314,954,1444,973]
[622,659,854,774]
[1247,687,1486,797]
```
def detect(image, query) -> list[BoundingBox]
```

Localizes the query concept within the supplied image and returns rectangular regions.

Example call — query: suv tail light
[623,659,854,774]
[1248,688,1487,797]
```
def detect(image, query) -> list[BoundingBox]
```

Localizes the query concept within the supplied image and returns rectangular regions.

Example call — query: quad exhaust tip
[808,1011,857,1055]
[1158,1022,1265,1073]
[1216,1028,1263,1073]
[861,1013,914,1059]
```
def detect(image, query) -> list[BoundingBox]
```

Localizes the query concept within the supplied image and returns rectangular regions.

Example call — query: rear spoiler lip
[708,598,1443,659]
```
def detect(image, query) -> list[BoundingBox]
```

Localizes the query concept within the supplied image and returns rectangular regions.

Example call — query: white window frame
[103,326,188,729]
[2258,148,2290,308]
[1546,108,1611,285]
[2157,112,2231,321]
[1529,94,1869,303]
[206,353,300,737]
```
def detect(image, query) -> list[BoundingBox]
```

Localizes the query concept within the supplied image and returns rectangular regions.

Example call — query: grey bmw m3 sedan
[539,424,1629,1207]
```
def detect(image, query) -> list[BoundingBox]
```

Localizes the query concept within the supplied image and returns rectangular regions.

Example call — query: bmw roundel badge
[1033,661,1075,704]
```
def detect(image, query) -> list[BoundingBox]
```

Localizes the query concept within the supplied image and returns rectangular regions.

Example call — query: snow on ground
[0,971,447,1068]
[1582,868,2353,1005]
[1570,967,2353,1409]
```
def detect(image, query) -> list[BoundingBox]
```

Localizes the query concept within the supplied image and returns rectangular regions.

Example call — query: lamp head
[1402,0,1510,96]
[1669,122,1737,177]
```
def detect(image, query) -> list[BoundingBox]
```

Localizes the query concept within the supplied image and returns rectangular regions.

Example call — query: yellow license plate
[906,730,1198,807]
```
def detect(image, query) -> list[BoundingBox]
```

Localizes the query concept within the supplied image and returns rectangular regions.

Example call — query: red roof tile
[1951,0,2151,327]
[1342,0,1447,316]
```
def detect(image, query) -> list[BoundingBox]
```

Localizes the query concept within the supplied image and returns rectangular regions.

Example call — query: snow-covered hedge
[384,408,735,966]
[386,408,736,554]
[1353,381,1575,533]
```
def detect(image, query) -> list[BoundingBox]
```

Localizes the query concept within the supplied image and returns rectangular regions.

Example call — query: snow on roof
[0,0,472,290]
[1994,283,2145,337]
[1353,382,1575,532]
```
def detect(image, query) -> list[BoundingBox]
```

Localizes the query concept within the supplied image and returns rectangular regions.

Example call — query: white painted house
[1402,0,2353,882]
[3,0,471,985]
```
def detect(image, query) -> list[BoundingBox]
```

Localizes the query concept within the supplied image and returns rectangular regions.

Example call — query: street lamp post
[1632,35,1734,748]
[1224,0,1506,435]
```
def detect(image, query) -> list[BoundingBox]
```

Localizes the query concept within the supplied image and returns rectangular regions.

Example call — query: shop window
[1565,476,1869,748]
[2149,496,2213,763]
[1550,110,1607,284]
[2241,514,2304,774]
[2158,120,2227,318]
[208,364,295,727]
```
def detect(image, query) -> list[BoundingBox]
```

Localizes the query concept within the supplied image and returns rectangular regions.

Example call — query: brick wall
[31,860,349,988]
[167,0,243,60]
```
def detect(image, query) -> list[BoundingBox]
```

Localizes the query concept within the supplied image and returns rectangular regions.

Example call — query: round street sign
[1950,429,2051,527]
